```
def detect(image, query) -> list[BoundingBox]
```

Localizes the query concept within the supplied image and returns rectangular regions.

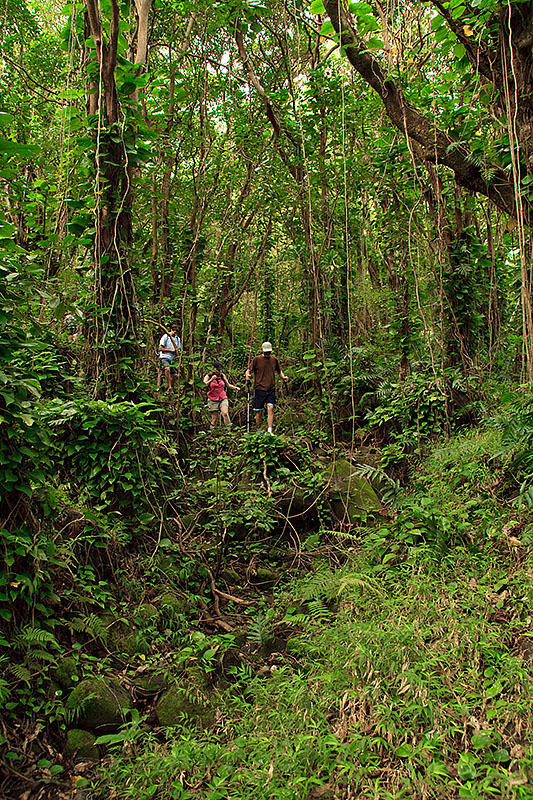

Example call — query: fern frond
[0,678,11,704]
[9,664,32,683]
[68,613,109,641]
[337,572,384,598]
[300,570,336,601]
[305,598,332,623]
[29,650,58,664]
[13,627,60,651]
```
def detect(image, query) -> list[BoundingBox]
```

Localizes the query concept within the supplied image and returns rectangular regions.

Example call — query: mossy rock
[121,630,151,656]
[53,656,79,690]
[160,592,191,618]
[221,568,240,585]
[156,684,214,728]
[107,619,150,656]
[322,458,380,523]
[133,603,159,626]
[66,728,100,761]
[65,677,132,731]
[253,567,280,585]
[134,672,168,697]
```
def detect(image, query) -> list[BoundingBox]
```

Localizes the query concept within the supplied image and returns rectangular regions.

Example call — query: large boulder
[322,458,380,524]
[65,677,132,731]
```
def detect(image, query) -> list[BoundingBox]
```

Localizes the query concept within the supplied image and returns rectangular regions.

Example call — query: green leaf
[310,0,325,12]
[471,733,492,749]
[396,743,413,758]
[0,222,15,238]
[94,732,127,745]
[457,752,478,780]
[0,112,14,127]
[485,681,503,698]
[426,760,448,777]
[320,19,335,35]
[491,748,510,763]
[0,139,39,156]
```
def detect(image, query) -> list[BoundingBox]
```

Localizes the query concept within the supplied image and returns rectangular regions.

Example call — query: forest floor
[3,409,533,800]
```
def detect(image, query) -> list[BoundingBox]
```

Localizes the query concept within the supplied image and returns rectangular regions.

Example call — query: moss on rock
[134,672,168,696]
[65,677,131,731]
[53,656,79,689]
[107,619,150,656]
[160,592,191,618]
[322,458,380,523]
[66,728,100,761]
[133,603,159,625]
[253,567,280,585]
[156,684,214,728]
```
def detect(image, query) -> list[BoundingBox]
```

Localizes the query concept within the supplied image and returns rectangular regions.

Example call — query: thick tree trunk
[84,0,146,395]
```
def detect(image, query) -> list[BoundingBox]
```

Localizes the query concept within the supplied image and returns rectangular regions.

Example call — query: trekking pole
[246,380,250,433]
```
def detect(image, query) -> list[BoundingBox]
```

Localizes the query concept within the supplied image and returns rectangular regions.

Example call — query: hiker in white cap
[245,342,288,434]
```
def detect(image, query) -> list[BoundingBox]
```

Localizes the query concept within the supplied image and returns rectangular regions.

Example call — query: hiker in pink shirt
[203,361,240,428]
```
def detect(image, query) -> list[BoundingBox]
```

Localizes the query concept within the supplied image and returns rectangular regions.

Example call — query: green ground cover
[82,423,533,800]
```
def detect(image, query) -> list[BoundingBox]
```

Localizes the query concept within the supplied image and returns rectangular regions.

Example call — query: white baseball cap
[261,341,273,352]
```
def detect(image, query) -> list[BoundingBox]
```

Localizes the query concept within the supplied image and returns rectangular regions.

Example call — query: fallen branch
[213,588,255,606]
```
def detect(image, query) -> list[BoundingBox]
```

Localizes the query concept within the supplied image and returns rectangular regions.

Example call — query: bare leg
[156,368,162,389]
[165,366,172,390]
[221,407,231,427]
[255,410,263,428]
[210,412,218,428]
[266,404,274,432]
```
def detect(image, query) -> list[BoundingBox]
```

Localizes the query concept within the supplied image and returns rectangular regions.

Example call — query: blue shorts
[159,358,177,374]
[253,388,275,411]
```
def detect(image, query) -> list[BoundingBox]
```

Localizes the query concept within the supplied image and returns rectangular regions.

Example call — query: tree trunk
[84,0,151,395]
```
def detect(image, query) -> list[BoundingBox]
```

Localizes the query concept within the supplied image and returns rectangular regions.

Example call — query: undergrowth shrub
[39,398,176,514]
[497,392,533,508]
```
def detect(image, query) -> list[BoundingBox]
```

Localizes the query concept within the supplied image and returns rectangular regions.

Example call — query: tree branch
[323,0,526,221]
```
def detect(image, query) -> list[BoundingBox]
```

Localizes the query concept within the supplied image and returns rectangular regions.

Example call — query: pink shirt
[207,376,227,401]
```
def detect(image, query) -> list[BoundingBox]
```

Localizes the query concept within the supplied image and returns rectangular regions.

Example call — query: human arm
[203,373,213,385]
[222,373,240,391]
[275,357,289,382]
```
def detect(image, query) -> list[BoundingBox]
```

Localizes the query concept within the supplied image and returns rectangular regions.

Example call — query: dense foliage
[4,0,533,797]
